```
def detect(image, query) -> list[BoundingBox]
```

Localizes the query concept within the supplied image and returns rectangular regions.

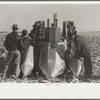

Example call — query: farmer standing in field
[20,30,29,66]
[19,29,33,79]
[29,22,44,79]
[1,24,23,80]
[65,22,92,78]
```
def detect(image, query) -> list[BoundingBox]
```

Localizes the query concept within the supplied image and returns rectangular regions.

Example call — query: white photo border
[0,1,100,99]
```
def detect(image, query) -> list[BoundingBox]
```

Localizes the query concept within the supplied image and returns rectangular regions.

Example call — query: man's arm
[18,37,24,52]
[4,35,10,51]
[74,39,81,59]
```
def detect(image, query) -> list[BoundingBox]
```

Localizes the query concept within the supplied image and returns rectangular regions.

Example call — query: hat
[12,24,18,29]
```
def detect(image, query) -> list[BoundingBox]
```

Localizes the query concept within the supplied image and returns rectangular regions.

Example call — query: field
[0,31,100,83]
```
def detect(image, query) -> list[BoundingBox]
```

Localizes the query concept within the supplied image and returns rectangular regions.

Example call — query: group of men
[1,24,35,80]
[0,22,92,81]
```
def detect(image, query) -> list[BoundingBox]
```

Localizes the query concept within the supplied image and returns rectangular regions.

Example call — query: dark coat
[4,32,23,51]
[74,35,91,59]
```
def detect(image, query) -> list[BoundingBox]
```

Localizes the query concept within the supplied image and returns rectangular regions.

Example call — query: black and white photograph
[1,1,100,99]
[0,1,100,84]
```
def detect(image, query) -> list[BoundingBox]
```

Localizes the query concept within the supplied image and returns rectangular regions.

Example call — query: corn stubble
[0,32,100,83]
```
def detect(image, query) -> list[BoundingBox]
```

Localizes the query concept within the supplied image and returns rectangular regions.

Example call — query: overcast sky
[0,4,100,32]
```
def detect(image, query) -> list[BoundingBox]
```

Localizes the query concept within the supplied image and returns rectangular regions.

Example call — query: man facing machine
[65,21,92,79]
[1,24,23,80]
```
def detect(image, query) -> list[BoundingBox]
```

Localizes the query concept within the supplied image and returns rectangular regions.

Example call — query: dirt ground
[0,31,100,83]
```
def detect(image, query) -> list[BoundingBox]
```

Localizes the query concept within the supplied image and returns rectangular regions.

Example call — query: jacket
[74,35,91,58]
[4,32,23,51]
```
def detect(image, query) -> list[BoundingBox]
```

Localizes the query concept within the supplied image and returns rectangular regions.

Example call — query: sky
[0,4,100,32]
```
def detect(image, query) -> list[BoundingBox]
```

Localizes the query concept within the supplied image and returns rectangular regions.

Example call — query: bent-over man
[65,23,92,78]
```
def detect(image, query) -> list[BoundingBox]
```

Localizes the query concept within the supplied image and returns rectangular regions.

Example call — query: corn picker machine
[24,14,82,79]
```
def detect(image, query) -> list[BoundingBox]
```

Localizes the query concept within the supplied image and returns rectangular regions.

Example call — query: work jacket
[74,35,91,58]
[4,32,23,51]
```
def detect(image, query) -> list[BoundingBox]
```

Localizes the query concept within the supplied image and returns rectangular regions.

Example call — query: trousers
[64,49,92,78]
[84,56,92,78]
[32,45,41,77]
[2,50,21,77]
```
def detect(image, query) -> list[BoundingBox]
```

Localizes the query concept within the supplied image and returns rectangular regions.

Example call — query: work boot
[22,76,27,80]
[10,75,19,80]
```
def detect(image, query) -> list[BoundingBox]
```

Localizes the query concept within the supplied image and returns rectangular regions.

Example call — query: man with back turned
[1,24,23,80]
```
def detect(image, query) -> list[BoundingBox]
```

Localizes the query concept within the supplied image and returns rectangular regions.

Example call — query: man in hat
[1,24,23,79]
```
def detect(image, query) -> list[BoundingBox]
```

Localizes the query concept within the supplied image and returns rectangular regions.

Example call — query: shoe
[10,75,18,80]
[22,76,27,80]
[28,75,36,80]
[51,78,61,83]
[70,76,79,83]
[80,75,92,82]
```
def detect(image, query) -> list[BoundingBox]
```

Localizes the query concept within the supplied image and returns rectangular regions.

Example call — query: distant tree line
[0,31,22,34]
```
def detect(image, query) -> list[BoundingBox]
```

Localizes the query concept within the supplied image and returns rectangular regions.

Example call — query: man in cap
[65,22,92,78]
[19,29,33,79]
[21,30,28,41]
[73,31,92,78]
[20,30,28,64]
[29,22,43,78]
[1,24,23,80]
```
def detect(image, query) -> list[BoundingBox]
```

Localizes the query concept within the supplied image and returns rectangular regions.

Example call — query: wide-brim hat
[12,24,19,29]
